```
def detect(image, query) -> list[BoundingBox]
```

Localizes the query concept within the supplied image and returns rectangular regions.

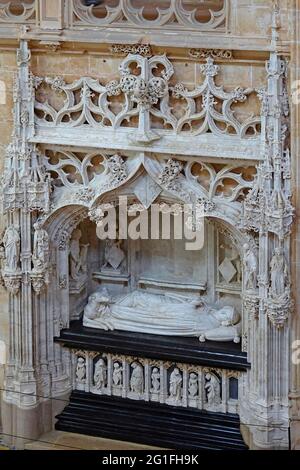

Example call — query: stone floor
[24,431,164,451]
[0,434,9,450]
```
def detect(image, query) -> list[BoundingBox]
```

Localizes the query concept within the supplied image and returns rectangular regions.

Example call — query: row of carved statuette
[73,350,240,415]
[0,223,49,295]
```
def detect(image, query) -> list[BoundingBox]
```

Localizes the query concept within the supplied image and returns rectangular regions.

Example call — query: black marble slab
[55,321,250,371]
[55,391,248,450]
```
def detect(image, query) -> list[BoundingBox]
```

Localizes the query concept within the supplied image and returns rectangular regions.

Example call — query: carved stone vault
[0,26,295,449]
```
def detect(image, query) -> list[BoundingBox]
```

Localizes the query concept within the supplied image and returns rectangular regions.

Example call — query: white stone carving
[73,350,239,414]
[44,149,106,189]
[32,223,49,273]
[72,0,227,31]
[270,247,289,297]
[83,288,241,343]
[151,367,160,394]
[243,243,258,291]
[159,158,183,189]
[106,155,128,186]
[34,54,259,144]
[188,373,198,399]
[243,294,259,321]
[131,174,162,210]
[111,44,152,57]
[0,21,295,450]
[76,357,86,384]
[2,272,22,295]
[69,228,88,281]
[266,247,292,328]
[171,57,259,138]
[205,373,221,407]
[2,225,20,273]
[242,54,294,238]
[130,362,144,395]
[112,362,123,388]
[168,368,182,403]
[102,239,125,273]
[189,49,233,60]
[186,162,256,204]
[94,358,107,391]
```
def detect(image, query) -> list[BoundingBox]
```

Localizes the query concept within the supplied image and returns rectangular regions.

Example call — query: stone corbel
[266,290,294,329]
[243,294,259,321]
[2,271,22,295]
[30,270,49,295]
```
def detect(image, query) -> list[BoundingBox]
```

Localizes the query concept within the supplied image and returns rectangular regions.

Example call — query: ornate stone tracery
[33,54,260,145]
[71,0,227,31]
[0,0,36,23]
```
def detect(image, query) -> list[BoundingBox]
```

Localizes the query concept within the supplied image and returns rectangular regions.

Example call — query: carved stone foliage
[243,294,259,320]
[33,55,260,142]
[111,43,152,57]
[0,0,36,23]
[189,49,233,60]
[71,0,227,31]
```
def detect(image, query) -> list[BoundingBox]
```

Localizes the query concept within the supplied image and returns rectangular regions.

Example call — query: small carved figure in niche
[112,362,123,387]
[32,223,49,272]
[69,228,89,280]
[205,373,221,406]
[243,243,257,291]
[2,226,20,272]
[76,357,86,383]
[94,358,107,390]
[151,367,160,393]
[102,238,125,272]
[188,373,198,398]
[169,368,182,401]
[130,362,144,394]
[270,247,289,298]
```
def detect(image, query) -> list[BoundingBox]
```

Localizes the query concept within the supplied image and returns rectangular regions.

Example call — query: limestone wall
[0,50,16,425]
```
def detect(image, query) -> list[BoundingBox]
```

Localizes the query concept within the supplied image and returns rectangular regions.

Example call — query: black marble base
[55,321,250,371]
[55,391,248,450]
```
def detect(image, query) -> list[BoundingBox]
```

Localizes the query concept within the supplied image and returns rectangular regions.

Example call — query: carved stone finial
[271,0,281,49]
